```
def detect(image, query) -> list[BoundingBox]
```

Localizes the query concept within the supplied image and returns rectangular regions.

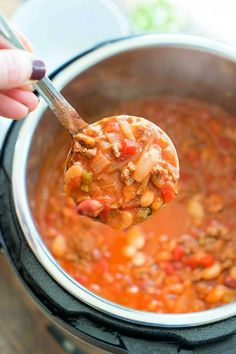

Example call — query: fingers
[0,28,41,120]
[0,35,12,49]
[3,88,38,112]
[20,83,35,91]
[0,88,38,119]
[0,49,46,90]
[0,93,29,119]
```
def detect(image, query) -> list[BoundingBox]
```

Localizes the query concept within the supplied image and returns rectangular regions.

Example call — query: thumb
[0,49,46,90]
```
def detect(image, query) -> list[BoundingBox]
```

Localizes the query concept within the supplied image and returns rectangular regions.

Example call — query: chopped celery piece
[80,184,89,192]
[136,207,152,220]
[80,171,93,192]
[198,235,206,247]
[81,171,93,184]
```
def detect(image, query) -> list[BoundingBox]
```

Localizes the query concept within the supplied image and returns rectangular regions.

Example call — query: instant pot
[1,34,236,353]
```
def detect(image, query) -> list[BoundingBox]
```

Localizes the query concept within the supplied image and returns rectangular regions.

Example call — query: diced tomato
[200,254,215,268]
[110,283,123,296]
[74,274,88,285]
[164,262,175,275]
[96,259,109,275]
[45,212,57,225]
[120,139,139,158]
[59,260,75,274]
[186,255,199,269]
[173,245,185,261]
[98,199,111,218]
[219,137,230,149]
[101,200,111,212]
[173,261,182,270]
[186,254,215,269]
[224,275,236,289]
[161,183,176,203]
[103,120,121,133]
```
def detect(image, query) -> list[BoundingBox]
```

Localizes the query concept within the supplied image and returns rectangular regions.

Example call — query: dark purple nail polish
[30,59,46,80]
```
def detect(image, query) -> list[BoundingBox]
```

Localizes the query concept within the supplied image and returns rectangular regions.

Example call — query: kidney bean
[173,245,184,260]
[224,276,236,289]
[77,199,103,217]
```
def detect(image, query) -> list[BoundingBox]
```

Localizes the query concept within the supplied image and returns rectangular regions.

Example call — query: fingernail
[30,59,46,80]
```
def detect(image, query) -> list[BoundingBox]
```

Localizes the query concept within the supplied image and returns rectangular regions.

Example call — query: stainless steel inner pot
[12,34,236,327]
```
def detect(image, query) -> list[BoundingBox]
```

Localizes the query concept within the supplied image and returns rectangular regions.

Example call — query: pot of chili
[1,34,236,353]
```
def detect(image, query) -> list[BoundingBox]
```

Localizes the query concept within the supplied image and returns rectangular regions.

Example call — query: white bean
[51,235,67,258]
[127,227,145,250]
[140,190,155,207]
[132,252,146,266]
[151,196,164,211]
[123,246,136,258]
[202,262,221,280]
[206,285,226,303]
[188,195,205,223]
[120,211,133,229]
[65,165,82,184]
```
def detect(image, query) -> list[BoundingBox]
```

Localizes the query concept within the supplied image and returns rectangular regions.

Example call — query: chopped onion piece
[119,119,135,141]
[90,151,111,174]
[134,146,161,182]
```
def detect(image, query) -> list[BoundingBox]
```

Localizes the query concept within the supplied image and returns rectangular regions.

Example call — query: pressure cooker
[1,34,236,353]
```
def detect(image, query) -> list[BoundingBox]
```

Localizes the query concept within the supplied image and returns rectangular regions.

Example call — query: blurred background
[1,0,236,43]
[1,0,236,75]
[0,1,236,353]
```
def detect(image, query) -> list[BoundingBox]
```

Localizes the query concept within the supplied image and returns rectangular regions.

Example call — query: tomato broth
[35,97,236,314]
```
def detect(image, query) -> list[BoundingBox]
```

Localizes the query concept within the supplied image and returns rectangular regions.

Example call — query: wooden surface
[0,254,65,354]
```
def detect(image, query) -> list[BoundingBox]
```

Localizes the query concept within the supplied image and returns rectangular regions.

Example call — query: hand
[0,30,46,119]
